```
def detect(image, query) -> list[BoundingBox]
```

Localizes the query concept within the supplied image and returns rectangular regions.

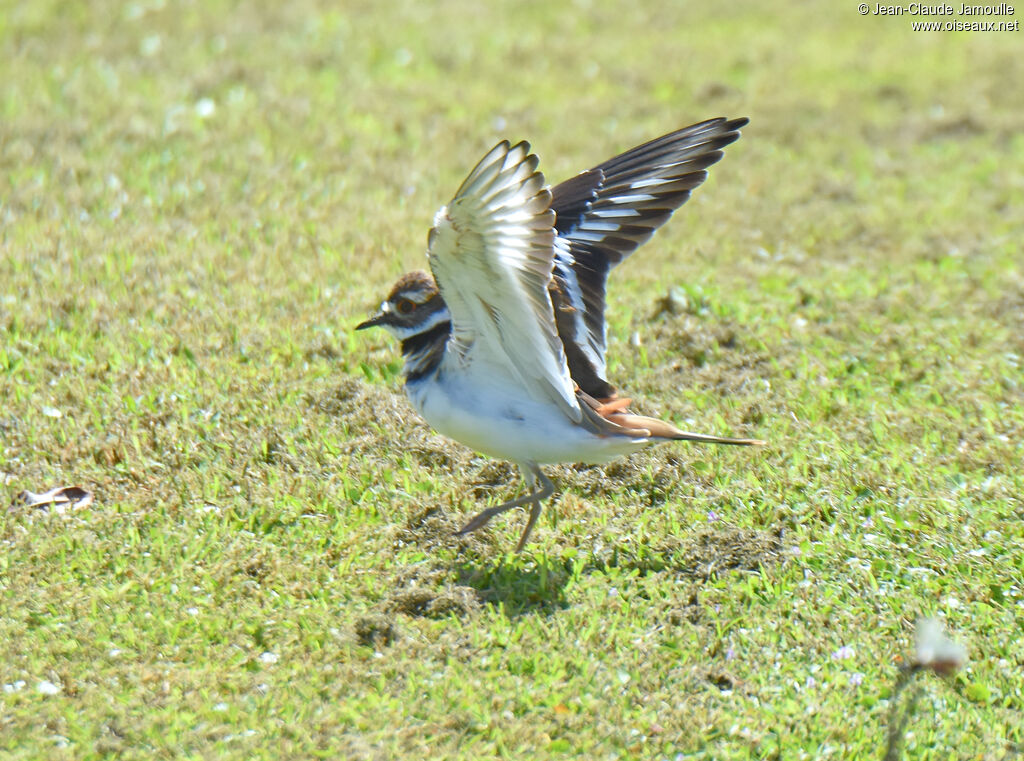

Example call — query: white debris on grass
[195,98,216,119]
[37,680,62,695]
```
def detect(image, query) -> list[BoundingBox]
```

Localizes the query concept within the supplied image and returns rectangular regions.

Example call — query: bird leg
[455,464,554,552]
[514,500,545,553]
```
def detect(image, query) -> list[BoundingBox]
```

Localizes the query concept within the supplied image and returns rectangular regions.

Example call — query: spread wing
[549,117,749,398]
[427,140,581,422]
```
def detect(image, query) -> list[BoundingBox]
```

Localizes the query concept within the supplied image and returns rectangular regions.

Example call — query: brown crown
[387,270,438,300]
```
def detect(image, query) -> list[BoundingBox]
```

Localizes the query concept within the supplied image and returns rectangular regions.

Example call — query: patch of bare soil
[623,307,775,425]
[668,526,783,580]
[468,461,518,499]
[394,504,491,556]
[388,585,481,619]
[648,585,705,627]
[313,377,415,432]
[705,668,742,692]
[315,377,475,472]
[558,457,691,502]
[643,315,739,369]
[382,553,484,620]
[354,615,399,648]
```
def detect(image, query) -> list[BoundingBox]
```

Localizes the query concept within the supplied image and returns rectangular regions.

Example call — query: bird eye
[395,298,415,314]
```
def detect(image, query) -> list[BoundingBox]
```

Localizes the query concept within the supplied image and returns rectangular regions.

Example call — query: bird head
[355,270,449,340]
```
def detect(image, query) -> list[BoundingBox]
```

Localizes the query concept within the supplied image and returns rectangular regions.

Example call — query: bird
[356,117,763,552]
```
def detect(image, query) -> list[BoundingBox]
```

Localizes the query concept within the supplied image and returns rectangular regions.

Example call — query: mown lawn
[1,1,1022,758]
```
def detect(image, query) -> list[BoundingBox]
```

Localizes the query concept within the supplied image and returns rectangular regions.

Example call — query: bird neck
[401,320,451,383]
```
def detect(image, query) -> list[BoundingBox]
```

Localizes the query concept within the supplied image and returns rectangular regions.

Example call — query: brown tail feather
[576,389,765,445]
[607,412,765,445]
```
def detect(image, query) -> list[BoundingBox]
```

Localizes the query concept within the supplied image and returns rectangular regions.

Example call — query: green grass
[2,0,1022,758]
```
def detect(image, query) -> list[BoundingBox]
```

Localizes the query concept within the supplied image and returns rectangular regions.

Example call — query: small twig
[884,664,923,761]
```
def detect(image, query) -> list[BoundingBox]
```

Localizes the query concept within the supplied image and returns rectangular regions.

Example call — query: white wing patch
[553,236,606,377]
[427,141,582,422]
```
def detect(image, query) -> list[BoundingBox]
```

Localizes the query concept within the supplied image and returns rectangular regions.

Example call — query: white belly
[406,365,649,465]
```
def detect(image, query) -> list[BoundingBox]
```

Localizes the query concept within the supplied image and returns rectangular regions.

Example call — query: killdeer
[357,117,763,552]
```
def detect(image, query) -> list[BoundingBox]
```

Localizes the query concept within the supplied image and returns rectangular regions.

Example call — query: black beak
[355,312,387,331]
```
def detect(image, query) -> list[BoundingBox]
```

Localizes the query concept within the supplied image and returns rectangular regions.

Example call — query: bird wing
[427,140,581,422]
[549,117,749,397]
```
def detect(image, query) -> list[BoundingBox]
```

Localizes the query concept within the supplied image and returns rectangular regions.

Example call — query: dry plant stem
[884,665,924,761]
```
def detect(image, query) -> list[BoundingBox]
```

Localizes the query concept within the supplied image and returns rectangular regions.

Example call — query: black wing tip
[717,116,750,145]
[687,117,750,149]
[699,116,749,133]
[676,116,750,146]
[672,115,749,136]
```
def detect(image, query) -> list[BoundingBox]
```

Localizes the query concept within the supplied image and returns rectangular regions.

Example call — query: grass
[1,0,1022,758]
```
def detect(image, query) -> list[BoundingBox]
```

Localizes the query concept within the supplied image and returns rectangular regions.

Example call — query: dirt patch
[646,585,705,627]
[672,527,782,580]
[388,585,481,619]
[643,315,739,369]
[394,504,492,556]
[617,312,776,426]
[312,377,415,432]
[920,114,986,141]
[382,560,483,619]
[468,461,518,499]
[354,615,399,649]
[558,458,690,503]
[316,377,476,473]
[706,668,740,692]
